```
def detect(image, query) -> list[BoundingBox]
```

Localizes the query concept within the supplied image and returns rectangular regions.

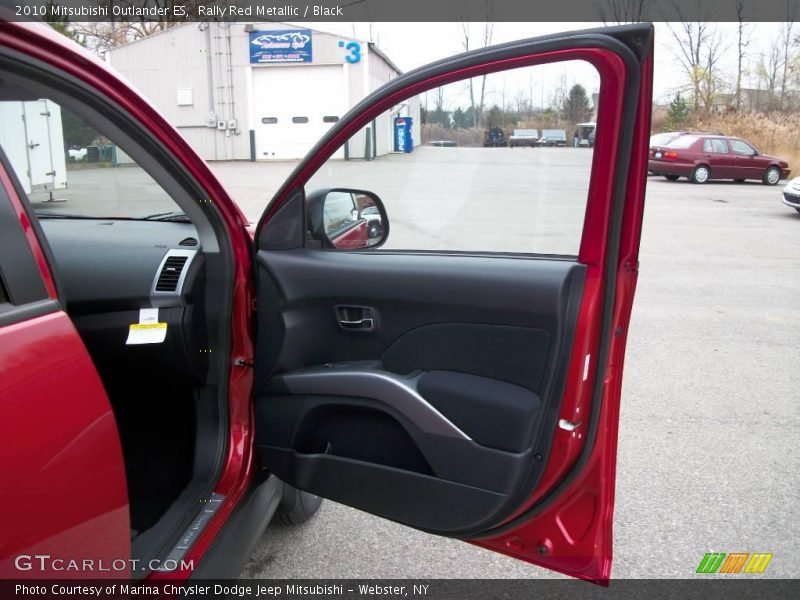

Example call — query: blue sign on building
[249,30,312,64]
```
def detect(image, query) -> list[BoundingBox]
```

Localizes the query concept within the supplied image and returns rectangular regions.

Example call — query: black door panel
[254,249,584,535]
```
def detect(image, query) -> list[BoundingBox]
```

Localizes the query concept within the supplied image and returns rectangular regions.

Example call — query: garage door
[252,65,345,160]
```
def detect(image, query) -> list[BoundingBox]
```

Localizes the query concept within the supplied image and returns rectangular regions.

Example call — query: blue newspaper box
[394,117,414,153]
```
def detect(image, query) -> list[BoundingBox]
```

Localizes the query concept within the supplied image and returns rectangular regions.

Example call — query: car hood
[783,177,800,192]
[760,154,787,165]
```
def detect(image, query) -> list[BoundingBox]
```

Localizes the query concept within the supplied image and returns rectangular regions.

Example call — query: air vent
[179,237,198,247]
[152,249,197,295]
[155,256,188,292]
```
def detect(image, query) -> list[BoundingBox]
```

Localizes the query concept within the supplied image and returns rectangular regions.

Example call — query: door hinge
[234,357,254,368]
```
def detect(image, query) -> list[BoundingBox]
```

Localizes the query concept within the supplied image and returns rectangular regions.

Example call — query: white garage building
[106,23,420,161]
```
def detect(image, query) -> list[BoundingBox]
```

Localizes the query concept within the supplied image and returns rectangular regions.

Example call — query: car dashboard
[40,218,209,384]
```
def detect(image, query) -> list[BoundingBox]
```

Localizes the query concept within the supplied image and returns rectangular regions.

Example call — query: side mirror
[306,188,389,250]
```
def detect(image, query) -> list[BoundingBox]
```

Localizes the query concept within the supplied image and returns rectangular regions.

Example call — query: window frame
[0,152,59,326]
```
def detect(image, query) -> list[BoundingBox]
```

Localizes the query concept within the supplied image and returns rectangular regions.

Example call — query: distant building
[710,89,799,113]
[107,23,420,161]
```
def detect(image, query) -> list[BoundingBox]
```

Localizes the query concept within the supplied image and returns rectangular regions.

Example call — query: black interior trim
[0,173,49,305]
[0,298,59,327]
[189,473,282,580]
[271,362,471,440]
[266,449,507,533]
[418,370,542,453]
[0,144,65,303]
[254,250,585,534]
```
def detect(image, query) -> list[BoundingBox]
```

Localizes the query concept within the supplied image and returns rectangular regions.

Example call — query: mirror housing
[306,188,389,250]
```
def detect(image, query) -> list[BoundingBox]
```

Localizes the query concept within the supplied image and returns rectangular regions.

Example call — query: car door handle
[335,305,375,331]
[340,318,373,327]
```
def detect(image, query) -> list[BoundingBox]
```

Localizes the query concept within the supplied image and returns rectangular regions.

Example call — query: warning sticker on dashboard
[127,322,167,344]
[127,308,167,344]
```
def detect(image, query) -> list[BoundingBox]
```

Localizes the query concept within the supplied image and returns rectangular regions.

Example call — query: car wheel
[277,486,323,525]
[762,166,781,186]
[368,223,379,238]
[691,165,710,184]
[664,175,680,181]
[795,207,800,214]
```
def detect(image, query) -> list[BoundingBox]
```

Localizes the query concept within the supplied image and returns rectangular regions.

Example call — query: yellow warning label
[126,322,167,345]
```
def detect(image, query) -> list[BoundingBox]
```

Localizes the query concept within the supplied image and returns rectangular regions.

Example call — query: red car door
[729,138,762,179]
[0,160,130,578]
[702,137,735,179]
[252,24,653,583]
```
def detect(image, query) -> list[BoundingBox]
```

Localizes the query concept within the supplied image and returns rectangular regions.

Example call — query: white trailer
[0,100,67,195]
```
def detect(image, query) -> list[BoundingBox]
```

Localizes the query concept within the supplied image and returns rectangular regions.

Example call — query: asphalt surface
[213,149,799,579]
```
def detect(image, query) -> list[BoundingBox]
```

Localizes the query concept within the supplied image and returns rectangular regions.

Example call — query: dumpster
[394,117,414,153]
[86,144,112,163]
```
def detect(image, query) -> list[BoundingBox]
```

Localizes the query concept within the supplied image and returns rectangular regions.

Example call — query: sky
[289,21,790,107]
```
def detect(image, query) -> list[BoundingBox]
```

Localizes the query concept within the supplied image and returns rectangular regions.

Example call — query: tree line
[422,83,593,130]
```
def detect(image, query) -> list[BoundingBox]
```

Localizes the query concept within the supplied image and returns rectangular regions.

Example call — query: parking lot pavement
[223,152,799,579]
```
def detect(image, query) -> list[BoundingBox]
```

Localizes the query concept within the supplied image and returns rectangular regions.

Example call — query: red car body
[330,219,370,249]
[648,134,790,184]
[0,20,654,585]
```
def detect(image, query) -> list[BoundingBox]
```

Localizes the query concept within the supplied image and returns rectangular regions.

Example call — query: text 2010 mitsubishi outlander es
[0,20,654,584]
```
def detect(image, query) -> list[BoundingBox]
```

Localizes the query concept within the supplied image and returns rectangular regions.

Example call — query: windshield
[0,98,184,221]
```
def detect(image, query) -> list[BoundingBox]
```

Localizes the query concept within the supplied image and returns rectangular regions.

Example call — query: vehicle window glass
[323,191,357,237]
[323,116,340,123]
[666,135,698,149]
[650,133,677,146]
[704,139,728,153]
[262,117,278,124]
[0,277,8,304]
[712,139,728,153]
[731,140,756,155]
[306,60,600,256]
[292,117,309,124]
[0,97,183,220]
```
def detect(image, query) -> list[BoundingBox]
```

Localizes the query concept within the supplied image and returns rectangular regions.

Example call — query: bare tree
[459,0,495,127]
[434,87,445,112]
[756,40,783,111]
[665,2,723,112]
[596,0,650,24]
[551,73,570,121]
[734,0,750,110]
[779,1,798,110]
[514,90,531,122]
[697,28,724,110]
[69,0,190,56]
[458,21,477,126]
